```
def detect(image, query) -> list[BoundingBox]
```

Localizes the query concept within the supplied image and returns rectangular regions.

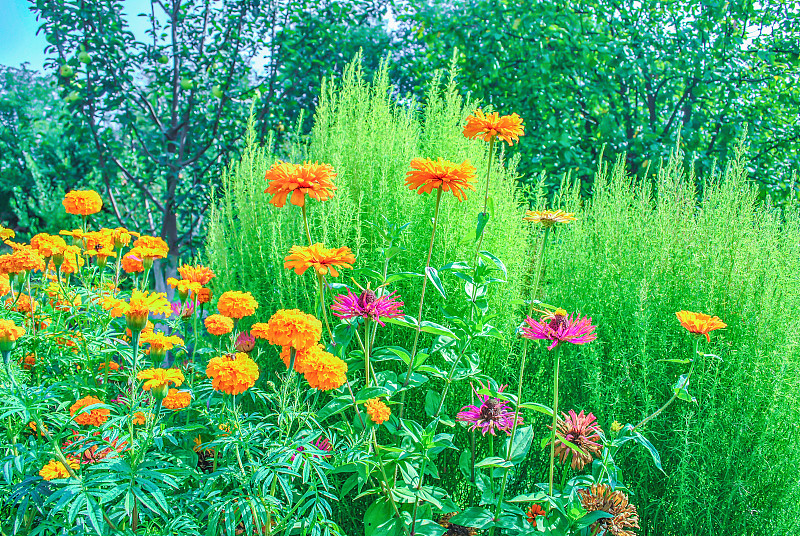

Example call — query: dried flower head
[463,108,525,146]
[217,290,259,319]
[284,243,356,278]
[364,398,391,424]
[456,381,522,436]
[578,484,640,536]
[235,331,256,353]
[331,288,404,326]
[63,190,103,216]
[206,353,259,395]
[675,311,726,342]
[405,157,477,201]
[522,308,597,350]
[438,512,479,536]
[70,396,110,426]
[551,410,604,471]
[264,161,337,208]
[523,209,576,227]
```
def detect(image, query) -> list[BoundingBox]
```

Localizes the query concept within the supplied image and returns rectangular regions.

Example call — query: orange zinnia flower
[463,108,525,146]
[217,291,258,319]
[262,309,322,350]
[676,311,727,342]
[63,190,103,216]
[405,158,477,201]
[205,314,234,336]
[264,161,336,208]
[70,396,110,426]
[206,353,259,395]
[284,243,355,278]
[523,209,576,227]
[364,398,391,425]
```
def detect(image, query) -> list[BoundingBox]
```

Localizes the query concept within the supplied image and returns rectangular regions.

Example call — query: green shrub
[207,55,800,535]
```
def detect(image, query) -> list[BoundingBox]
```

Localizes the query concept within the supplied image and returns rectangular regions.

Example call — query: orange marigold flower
[5,294,37,314]
[162,388,192,410]
[676,311,727,342]
[59,228,86,242]
[463,108,525,146]
[21,353,36,369]
[63,190,103,216]
[28,421,47,436]
[39,458,79,480]
[109,227,138,248]
[523,209,576,227]
[51,245,84,274]
[0,318,25,345]
[205,314,234,336]
[279,343,325,374]
[136,368,184,391]
[97,361,120,372]
[121,250,145,273]
[264,161,337,208]
[206,353,259,395]
[0,224,14,241]
[177,264,215,285]
[132,412,147,425]
[122,290,172,331]
[197,287,212,304]
[132,236,169,260]
[0,274,10,296]
[70,396,110,426]
[0,247,45,274]
[405,158,477,201]
[364,398,391,424]
[167,277,202,301]
[263,309,322,350]
[303,347,347,391]
[31,233,67,258]
[140,331,184,352]
[284,243,355,278]
[217,291,258,319]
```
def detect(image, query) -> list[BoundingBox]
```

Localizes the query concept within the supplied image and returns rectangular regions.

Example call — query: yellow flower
[303,348,347,391]
[523,210,576,227]
[140,331,184,353]
[136,368,185,391]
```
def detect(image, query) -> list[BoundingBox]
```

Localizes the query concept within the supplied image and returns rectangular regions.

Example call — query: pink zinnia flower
[456,381,522,436]
[521,308,597,350]
[235,331,255,353]
[330,288,404,326]
[291,436,333,461]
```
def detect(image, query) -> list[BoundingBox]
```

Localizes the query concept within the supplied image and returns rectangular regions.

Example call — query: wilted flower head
[235,331,256,353]
[463,108,525,146]
[438,512,479,536]
[331,287,404,326]
[551,410,604,471]
[521,308,597,350]
[456,381,522,436]
[578,484,640,536]
[405,157,477,201]
[264,161,337,208]
[675,311,726,342]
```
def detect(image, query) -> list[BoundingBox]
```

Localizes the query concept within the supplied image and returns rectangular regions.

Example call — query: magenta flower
[292,436,333,461]
[235,331,255,353]
[521,308,597,350]
[331,288,404,326]
[170,300,194,319]
[456,381,522,436]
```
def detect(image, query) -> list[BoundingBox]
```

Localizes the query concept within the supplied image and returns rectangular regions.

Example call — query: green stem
[302,203,313,246]
[634,337,701,431]
[548,345,562,496]
[372,430,411,536]
[474,136,495,258]
[401,188,443,396]
[318,276,334,342]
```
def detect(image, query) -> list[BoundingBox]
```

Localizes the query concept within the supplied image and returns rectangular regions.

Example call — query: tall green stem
[302,204,313,246]
[548,344,562,496]
[474,136,495,258]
